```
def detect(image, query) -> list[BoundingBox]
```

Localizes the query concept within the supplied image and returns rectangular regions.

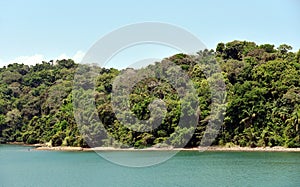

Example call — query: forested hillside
[1,41,300,148]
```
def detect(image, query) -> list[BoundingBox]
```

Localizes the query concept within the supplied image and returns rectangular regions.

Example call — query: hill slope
[0,41,300,148]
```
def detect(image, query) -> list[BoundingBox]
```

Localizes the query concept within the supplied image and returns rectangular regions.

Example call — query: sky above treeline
[0,0,299,68]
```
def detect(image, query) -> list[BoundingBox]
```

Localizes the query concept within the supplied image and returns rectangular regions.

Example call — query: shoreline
[4,142,300,152]
[35,145,300,152]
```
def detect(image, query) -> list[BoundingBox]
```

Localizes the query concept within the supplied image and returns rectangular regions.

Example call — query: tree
[259,44,275,53]
[216,42,225,54]
[277,44,292,57]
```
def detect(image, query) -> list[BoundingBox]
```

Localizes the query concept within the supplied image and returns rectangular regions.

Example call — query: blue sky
[0,0,299,68]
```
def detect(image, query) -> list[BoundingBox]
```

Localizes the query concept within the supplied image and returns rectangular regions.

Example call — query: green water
[1,145,300,187]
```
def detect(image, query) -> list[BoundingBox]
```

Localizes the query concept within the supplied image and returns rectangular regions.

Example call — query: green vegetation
[0,40,300,148]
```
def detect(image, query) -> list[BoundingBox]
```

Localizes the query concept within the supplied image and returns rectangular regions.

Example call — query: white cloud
[1,54,46,67]
[72,51,85,63]
[0,59,4,66]
[0,51,85,67]
[53,50,85,63]
[55,53,69,61]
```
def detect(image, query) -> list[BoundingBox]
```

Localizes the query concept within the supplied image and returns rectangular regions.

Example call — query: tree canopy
[0,41,299,148]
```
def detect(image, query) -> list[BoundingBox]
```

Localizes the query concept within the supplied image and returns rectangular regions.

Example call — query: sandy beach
[33,145,300,152]
[5,142,300,152]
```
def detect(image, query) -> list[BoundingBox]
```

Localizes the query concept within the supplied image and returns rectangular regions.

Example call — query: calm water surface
[0,144,299,187]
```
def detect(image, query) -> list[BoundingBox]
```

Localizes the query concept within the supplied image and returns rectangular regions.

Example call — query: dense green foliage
[1,40,300,148]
